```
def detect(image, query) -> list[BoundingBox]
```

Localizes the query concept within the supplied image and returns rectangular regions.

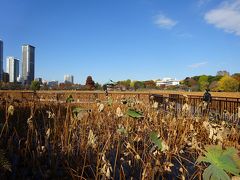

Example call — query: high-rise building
[22,44,35,84]
[64,75,74,84]
[6,57,20,82]
[0,40,3,81]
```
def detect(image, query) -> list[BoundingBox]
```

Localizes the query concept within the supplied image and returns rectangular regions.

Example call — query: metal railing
[0,91,239,122]
[150,93,240,123]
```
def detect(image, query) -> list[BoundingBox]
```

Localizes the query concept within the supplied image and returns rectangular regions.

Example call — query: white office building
[155,78,180,86]
[64,75,74,84]
[6,57,20,82]
[22,44,35,84]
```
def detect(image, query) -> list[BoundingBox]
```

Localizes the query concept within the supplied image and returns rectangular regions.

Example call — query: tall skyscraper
[0,40,3,81]
[6,57,19,82]
[22,44,35,84]
[64,75,74,84]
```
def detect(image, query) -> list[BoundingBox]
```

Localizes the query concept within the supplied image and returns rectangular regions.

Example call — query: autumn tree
[217,76,239,92]
[182,77,199,91]
[182,77,193,87]
[232,73,240,82]
[232,73,240,91]
[198,75,209,91]
[85,76,95,90]
[144,80,156,88]
[209,81,218,91]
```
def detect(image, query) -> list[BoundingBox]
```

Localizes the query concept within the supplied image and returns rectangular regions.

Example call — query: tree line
[1,71,240,92]
[181,71,240,92]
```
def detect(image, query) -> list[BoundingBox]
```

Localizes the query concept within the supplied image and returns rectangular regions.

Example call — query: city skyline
[1,42,36,84]
[64,74,74,84]
[0,38,185,84]
[0,0,240,84]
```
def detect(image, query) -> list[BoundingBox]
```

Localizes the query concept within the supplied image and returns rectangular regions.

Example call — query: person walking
[203,89,212,114]
[203,89,212,103]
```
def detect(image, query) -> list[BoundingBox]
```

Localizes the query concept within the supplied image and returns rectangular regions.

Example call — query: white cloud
[154,14,177,29]
[188,62,208,68]
[204,0,240,36]
[198,0,211,7]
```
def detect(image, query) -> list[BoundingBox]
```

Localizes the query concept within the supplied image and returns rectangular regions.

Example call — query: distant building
[35,77,42,84]
[6,57,20,83]
[42,79,48,84]
[17,75,23,83]
[22,44,35,84]
[64,75,74,84]
[3,72,9,83]
[155,78,180,86]
[48,80,58,87]
[0,40,3,81]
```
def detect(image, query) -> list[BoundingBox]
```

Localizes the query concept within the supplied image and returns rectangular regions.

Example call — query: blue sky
[0,0,240,84]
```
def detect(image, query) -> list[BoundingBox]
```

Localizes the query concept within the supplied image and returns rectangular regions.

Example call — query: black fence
[150,94,240,123]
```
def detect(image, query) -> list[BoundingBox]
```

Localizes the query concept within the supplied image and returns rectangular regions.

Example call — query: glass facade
[22,45,35,84]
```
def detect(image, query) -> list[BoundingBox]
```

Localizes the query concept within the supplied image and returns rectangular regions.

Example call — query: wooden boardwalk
[0,90,239,122]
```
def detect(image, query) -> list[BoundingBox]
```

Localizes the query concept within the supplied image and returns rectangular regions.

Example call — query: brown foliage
[85,76,95,90]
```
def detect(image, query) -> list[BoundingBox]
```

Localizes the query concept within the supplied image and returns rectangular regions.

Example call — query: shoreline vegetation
[0,91,239,179]
[0,90,240,98]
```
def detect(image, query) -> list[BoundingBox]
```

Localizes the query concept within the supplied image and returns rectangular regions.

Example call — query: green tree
[30,81,41,92]
[208,75,222,84]
[118,79,131,89]
[130,81,135,88]
[198,75,209,91]
[126,79,131,88]
[134,81,145,90]
[182,77,199,90]
[94,82,102,90]
[192,76,201,82]
[217,76,239,92]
